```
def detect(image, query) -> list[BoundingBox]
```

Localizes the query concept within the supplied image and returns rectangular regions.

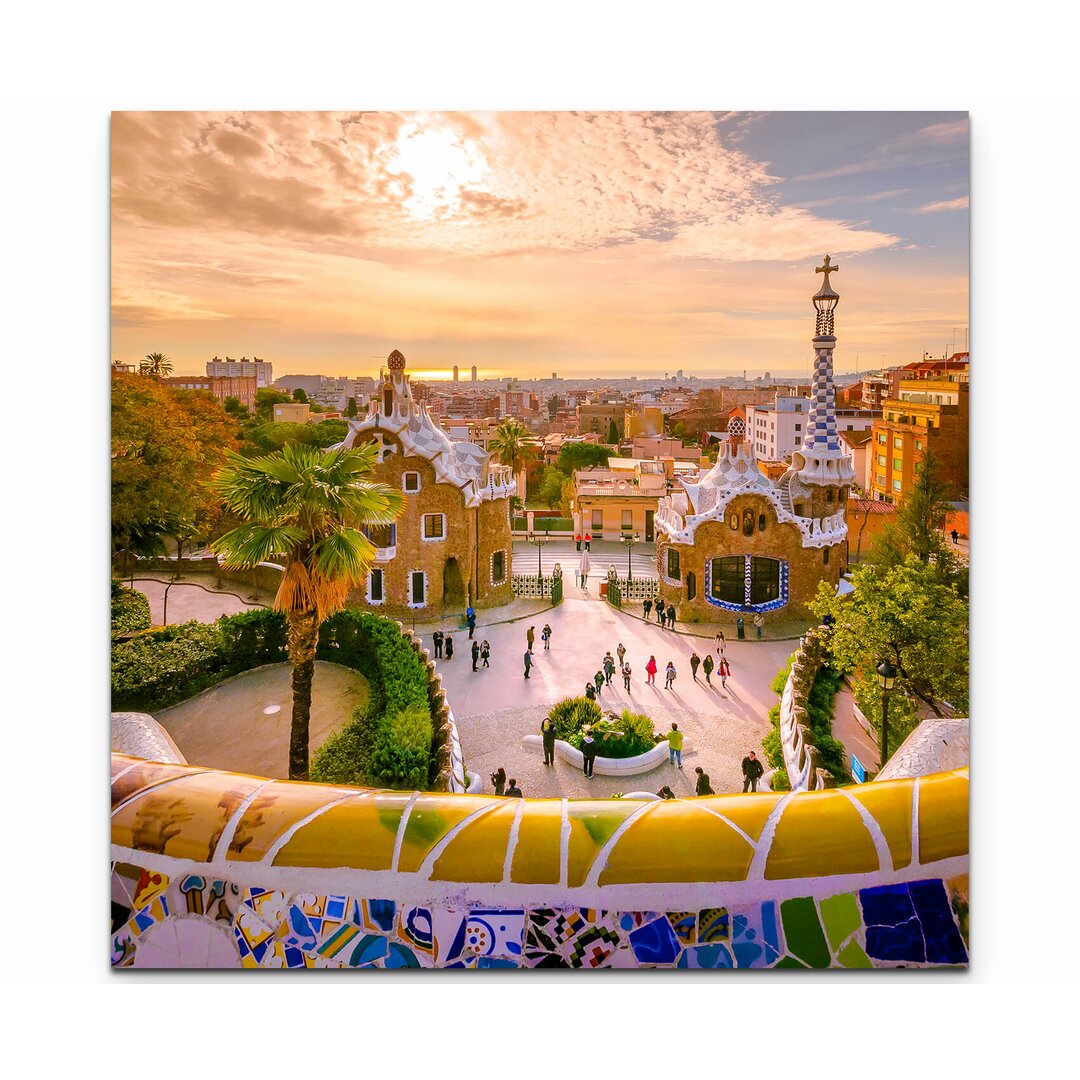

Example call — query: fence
[604,568,659,608]
[511,564,564,604]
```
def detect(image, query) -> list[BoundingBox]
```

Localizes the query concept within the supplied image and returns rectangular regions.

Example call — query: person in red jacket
[645,655,658,685]
[718,655,732,690]
[584,532,592,551]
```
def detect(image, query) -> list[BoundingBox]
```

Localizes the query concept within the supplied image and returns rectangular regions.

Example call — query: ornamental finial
[815,255,839,293]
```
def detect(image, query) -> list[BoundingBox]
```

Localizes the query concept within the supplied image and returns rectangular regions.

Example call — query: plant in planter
[566,708,657,759]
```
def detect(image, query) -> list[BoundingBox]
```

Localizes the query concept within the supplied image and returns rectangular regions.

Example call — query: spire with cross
[805,256,843,452]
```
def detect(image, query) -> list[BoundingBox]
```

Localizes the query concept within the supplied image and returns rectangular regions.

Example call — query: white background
[1,0,1075,1073]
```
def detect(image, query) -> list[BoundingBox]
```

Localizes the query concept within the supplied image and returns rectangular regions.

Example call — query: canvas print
[110,111,969,969]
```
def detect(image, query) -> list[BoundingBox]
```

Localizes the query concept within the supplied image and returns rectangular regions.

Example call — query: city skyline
[112,111,969,378]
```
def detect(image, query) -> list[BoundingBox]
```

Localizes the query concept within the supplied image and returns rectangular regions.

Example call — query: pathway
[130,575,268,625]
[512,538,658,582]
[428,592,794,800]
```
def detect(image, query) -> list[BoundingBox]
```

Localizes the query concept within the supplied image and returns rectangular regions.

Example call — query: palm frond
[311,528,376,583]
[212,524,305,568]
[276,560,350,621]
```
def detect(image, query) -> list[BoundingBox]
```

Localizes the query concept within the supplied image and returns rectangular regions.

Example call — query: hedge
[549,697,659,759]
[111,580,151,640]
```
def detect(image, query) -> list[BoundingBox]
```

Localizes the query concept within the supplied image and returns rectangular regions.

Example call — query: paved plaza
[131,574,267,625]
[427,589,795,799]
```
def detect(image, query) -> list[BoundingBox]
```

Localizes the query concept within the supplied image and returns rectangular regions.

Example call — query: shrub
[567,709,657,758]
[549,696,603,741]
[111,580,151,640]
[769,768,791,791]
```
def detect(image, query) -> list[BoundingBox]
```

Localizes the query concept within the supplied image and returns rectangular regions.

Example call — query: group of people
[641,597,678,629]
[522,623,553,678]
[489,767,522,798]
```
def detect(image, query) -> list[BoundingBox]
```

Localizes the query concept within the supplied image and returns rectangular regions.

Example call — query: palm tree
[210,441,404,780]
[141,352,173,379]
[491,418,538,475]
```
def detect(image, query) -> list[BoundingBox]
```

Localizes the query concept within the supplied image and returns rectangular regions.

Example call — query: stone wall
[778,626,834,791]
[110,755,969,969]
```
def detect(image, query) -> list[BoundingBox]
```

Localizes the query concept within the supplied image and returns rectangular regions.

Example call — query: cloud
[912,196,969,213]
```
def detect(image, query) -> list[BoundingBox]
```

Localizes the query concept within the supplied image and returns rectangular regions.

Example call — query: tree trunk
[286,607,320,781]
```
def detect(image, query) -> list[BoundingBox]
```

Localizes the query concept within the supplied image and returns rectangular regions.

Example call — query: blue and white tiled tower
[792,255,855,487]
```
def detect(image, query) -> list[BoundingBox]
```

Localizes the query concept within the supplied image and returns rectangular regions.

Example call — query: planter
[521,734,693,777]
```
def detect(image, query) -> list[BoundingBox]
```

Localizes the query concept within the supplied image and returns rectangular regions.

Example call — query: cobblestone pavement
[428,592,794,799]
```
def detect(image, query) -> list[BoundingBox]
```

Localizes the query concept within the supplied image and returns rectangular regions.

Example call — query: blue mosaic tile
[865,918,925,964]
[909,880,967,965]
[698,908,730,943]
[325,896,347,921]
[348,933,388,967]
[285,905,318,951]
[677,943,734,969]
[477,957,518,969]
[859,883,916,927]
[283,946,306,969]
[385,942,422,969]
[629,916,681,965]
[366,899,396,933]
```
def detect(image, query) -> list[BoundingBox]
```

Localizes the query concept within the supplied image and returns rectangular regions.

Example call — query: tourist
[445,632,454,660]
[575,533,582,552]
[603,652,616,685]
[585,681,597,701]
[742,751,764,793]
[754,612,764,639]
[622,661,632,691]
[657,785,676,800]
[702,653,714,686]
[481,640,491,668]
[667,723,683,768]
[645,655,658,685]
[541,716,557,766]
[523,647,533,679]
[718,654,731,690]
[491,766,507,796]
[666,603,676,629]
[658,606,667,629]
[695,767,714,796]
[664,660,677,689]
[581,725,598,777]
[951,528,959,545]
[584,532,592,551]
[616,642,626,667]
[433,629,444,659]
[466,606,476,639]
[643,597,653,620]
[690,652,701,680]
[714,630,726,656]
[594,670,605,696]
[542,623,552,650]
[471,640,480,671]
[505,778,523,798]
[527,625,536,650]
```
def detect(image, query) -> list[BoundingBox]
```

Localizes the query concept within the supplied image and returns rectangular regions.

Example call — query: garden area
[548,696,660,758]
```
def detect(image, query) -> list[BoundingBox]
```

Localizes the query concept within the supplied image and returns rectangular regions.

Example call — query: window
[876,473,886,486]
[894,437,903,449]
[686,571,697,601]
[877,433,887,444]
[877,454,886,466]
[410,571,426,606]
[795,403,803,413]
[795,436,801,445]
[758,514,767,532]
[492,550,506,585]
[711,556,744,605]
[729,513,739,530]
[591,509,602,531]
[915,440,924,451]
[823,547,830,566]
[825,489,833,503]
[795,423,802,431]
[363,523,396,550]
[621,510,633,531]
[893,457,902,470]
[368,568,384,603]
[423,514,446,540]
[749,557,781,604]
[403,471,421,493]
[667,548,680,580]
[893,479,902,492]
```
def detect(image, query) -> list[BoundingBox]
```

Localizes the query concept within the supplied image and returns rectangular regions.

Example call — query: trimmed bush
[111,580,151,640]
[549,696,603,741]
[567,708,657,758]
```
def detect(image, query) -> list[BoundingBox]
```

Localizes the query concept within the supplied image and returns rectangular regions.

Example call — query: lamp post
[876,658,897,766]
[526,529,551,593]
[620,530,641,583]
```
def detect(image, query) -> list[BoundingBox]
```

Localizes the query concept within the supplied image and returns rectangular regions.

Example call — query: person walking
[444,632,454,660]
[718,654,731,690]
[481,640,491,668]
[664,660,677,689]
[714,630,726,657]
[584,532,592,551]
[702,653,714,686]
[540,716,557,766]
[622,661,632,691]
[616,642,626,667]
[603,652,616,686]
[585,681,597,701]
[690,652,701,681]
[523,647,533,679]
[643,597,653,621]
[594,669,605,697]
[466,606,476,639]
[581,725,597,777]
[471,640,480,671]
[491,767,507,796]
[667,723,683,768]
[658,606,667,629]
[527,625,536,651]
[754,612,764,639]
[666,603,676,630]
[742,751,764,792]
[645,655,658,685]
[505,778,523,798]
[542,623,552,650]
[695,767,714,796]
[433,629,444,659]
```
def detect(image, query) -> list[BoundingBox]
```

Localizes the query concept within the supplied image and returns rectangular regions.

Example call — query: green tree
[811,556,969,759]
[556,442,611,473]
[490,418,538,476]
[222,395,249,419]
[871,450,955,572]
[345,396,358,418]
[254,388,292,420]
[607,419,619,444]
[292,387,309,403]
[539,466,569,509]
[139,352,172,379]
[211,442,404,780]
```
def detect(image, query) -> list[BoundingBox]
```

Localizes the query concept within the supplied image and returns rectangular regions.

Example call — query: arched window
[729,512,739,530]
[742,509,755,536]
[383,386,393,415]
[758,514,767,532]
[686,570,697,601]
[710,556,744,604]
[823,547,830,565]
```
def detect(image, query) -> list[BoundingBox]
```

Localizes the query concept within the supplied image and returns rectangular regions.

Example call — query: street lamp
[526,529,551,591]
[876,658,897,765]
[620,531,641,582]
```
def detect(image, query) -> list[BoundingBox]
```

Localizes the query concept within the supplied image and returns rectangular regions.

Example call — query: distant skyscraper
[453,365,459,382]
[471,365,478,381]
[207,356,273,388]
[551,372,557,380]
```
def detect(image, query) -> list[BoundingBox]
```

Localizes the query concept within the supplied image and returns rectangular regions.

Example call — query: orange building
[162,375,257,410]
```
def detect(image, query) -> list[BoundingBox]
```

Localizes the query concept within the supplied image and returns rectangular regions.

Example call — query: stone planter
[521,734,692,777]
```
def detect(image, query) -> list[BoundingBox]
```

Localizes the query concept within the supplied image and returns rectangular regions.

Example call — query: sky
[111,111,969,380]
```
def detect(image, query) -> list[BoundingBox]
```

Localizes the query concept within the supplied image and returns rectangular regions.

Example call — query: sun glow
[388,123,488,218]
